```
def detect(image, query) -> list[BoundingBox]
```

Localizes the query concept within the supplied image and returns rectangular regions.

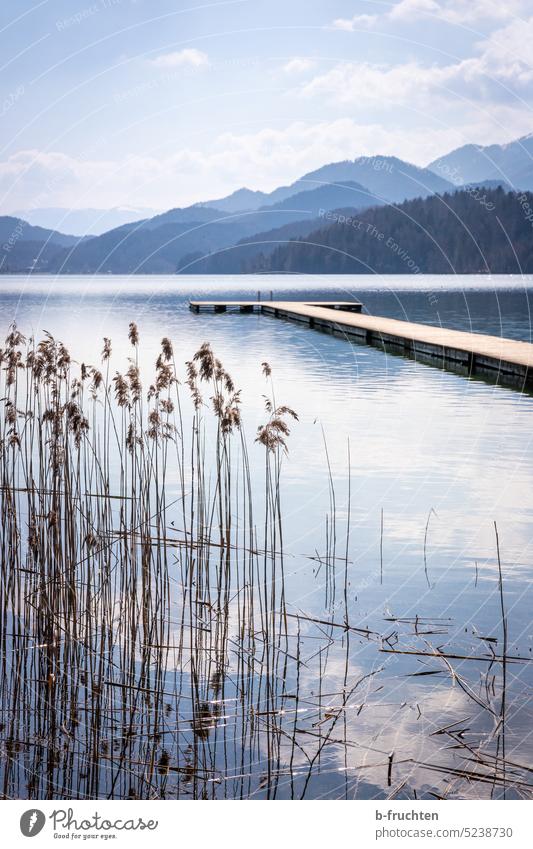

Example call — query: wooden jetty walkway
[189,300,533,389]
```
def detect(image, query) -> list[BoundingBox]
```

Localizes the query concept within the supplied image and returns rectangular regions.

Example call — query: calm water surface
[1,274,532,800]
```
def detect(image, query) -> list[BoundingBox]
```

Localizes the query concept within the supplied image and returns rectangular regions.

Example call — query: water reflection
[0,275,532,799]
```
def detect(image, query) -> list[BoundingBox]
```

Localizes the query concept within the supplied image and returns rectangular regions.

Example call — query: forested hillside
[258,188,533,274]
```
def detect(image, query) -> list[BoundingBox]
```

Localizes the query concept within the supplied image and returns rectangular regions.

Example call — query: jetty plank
[189,301,533,388]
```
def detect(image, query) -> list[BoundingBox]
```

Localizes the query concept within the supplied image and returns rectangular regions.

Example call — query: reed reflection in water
[0,322,532,800]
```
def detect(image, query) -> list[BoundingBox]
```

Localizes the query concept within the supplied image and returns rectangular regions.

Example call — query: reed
[0,323,529,801]
[0,325,295,799]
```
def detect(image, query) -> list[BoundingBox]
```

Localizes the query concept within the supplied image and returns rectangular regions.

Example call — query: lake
[1,274,532,800]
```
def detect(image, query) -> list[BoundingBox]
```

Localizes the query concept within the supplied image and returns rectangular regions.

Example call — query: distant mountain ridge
[42,181,382,274]
[0,217,84,248]
[13,206,160,237]
[199,156,453,214]
[428,134,533,189]
[197,188,272,213]
[1,135,532,274]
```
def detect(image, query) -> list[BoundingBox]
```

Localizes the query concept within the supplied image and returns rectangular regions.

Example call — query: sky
[1,0,532,213]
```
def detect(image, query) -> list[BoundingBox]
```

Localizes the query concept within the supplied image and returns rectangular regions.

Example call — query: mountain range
[1,134,531,275]
[13,206,161,237]
[428,133,533,189]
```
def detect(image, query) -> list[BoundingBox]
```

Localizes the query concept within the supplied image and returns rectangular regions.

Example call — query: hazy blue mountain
[0,216,88,272]
[180,182,383,272]
[0,216,84,247]
[46,219,252,274]
[282,157,453,203]
[146,180,378,232]
[179,216,329,273]
[198,183,310,212]
[0,153,460,273]
[238,180,380,235]
[506,161,533,190]
[428,134,533,188]
[261,180,379,214]
[198,188,272,212]
[12,206,160,237]
[194,156,453,214]
[134,205,224,230]
[42,182,380,274]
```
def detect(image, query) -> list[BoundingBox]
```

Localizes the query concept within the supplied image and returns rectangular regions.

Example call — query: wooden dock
[189,300,533,389]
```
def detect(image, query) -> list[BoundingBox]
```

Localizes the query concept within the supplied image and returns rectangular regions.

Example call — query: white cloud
[332,14,378,30]
[478,17,533,70]
[301,60,445,106]
[420,0,526,24]
[0,120,470,212]
[282,58,315,74]
[304,17,533,108]
[2,93,530,213]
[390,0,447,21]
[149,48,209,69]
[333,0,528,29]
